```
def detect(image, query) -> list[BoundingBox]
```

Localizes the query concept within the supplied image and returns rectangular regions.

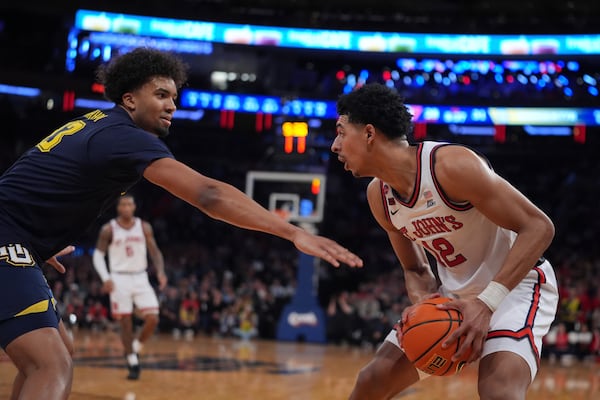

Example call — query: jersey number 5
[36,120,86,153]
[422,238,467,268]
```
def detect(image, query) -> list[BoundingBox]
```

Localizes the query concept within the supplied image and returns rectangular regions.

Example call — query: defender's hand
[45,245,75,274]
[291,230,363,268]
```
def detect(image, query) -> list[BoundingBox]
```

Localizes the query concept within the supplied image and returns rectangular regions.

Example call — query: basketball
[400,297,472,376]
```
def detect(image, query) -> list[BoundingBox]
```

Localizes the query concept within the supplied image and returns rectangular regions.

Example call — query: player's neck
[375,145,417,199]
[116,216,135,228]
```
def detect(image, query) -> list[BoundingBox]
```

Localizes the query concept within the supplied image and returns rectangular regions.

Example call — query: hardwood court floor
[1,330,599,400]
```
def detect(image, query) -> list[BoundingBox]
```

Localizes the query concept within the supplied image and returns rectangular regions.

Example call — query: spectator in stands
[559,286,582,331]
[85,300,109,332]
[569,323,594,361]
[159,286,181,338]
[326,291,359,345]
[233,300,258,341]
[179,290,200,340]
[545,322,572,364]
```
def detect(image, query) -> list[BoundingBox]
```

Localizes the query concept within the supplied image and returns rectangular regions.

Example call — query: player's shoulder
[90,108,141,134]
[367,177,381,190]
[366,178,384,202]
[428,141,481,160]
[429,144,495,197]
[140,220,154,233]
[99,221,114,235]
[431,142,491,173]
[70,107,140,145]
[78,107,149,137]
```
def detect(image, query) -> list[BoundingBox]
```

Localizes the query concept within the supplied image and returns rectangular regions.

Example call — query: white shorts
[386,260,559,381]
[109,271,159,316]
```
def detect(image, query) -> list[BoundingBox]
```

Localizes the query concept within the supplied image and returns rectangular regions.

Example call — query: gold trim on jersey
[13,298,56,317]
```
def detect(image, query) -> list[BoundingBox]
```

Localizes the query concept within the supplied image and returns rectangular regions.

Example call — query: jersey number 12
[422,238,467,268]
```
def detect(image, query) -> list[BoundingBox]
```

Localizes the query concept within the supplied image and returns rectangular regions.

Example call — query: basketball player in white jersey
[331,84,559,400]
[93,194,167,380]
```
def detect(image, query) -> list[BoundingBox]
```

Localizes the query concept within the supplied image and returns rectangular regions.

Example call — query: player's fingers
[401,306,415,324]
[326,243,363,268]
[297,241,340,267]
[451,332,474,361]
[466,333,486,363]
[394,323,404,345]
[320,243,363,268]
[54,245,75,257]
[436,298,459,310]
[442,322,467,348]
[47,258,66,274]
[337,253,363,267]
[322,252,341,268]
[442,332,458,348]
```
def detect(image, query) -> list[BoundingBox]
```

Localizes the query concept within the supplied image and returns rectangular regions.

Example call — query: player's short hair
[117,194,136,208]
[97,47,188,105]
[336,83,413,140]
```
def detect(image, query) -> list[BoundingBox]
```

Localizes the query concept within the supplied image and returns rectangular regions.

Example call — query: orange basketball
[400,297,471,376]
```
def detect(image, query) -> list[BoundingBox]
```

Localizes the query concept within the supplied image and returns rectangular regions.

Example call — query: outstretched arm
[143,157,363,268]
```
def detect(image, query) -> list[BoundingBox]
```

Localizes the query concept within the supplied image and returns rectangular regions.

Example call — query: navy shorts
[0,243,60,349]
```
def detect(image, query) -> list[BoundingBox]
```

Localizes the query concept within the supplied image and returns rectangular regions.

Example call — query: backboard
[245,171,327,224]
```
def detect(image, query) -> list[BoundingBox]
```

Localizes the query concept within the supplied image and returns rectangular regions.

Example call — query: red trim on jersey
[485,266,547,367]
[379,144,423,220]
[112,308,159,318]
[391,143,423,208]
[138,307,159,315]
[379,180,393,224]
[111,312,133,318]
[430,144,473,211]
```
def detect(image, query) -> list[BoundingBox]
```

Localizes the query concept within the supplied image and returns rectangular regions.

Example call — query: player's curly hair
[336,83,413,140]
[96,47,188,104]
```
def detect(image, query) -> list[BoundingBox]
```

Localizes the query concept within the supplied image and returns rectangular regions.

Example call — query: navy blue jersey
[0,107,173,262]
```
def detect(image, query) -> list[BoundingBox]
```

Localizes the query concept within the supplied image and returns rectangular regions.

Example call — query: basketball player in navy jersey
[331,83,558,400]
[93,194,166,380]
[0,48,362,399]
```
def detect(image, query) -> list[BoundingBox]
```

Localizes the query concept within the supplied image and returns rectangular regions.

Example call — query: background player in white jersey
[331,83,559,400]
[93,194,166,379]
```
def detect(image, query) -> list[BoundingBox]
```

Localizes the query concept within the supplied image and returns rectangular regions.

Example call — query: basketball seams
[403,317,463,332]
[403,308,456,363]
[438,319,462,376]
[400,298,471,376]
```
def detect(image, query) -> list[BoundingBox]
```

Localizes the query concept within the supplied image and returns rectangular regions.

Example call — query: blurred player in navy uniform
[0,47,363,399]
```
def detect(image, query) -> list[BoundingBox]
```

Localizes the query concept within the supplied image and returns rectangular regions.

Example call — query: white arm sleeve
[92,249,110,282]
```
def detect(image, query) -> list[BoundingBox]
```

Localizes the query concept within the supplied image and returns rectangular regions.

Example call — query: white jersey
[108,218,148,273]
[380,141,516,298]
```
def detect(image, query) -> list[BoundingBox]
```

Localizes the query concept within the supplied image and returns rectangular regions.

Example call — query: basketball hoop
[273,207,291,221]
